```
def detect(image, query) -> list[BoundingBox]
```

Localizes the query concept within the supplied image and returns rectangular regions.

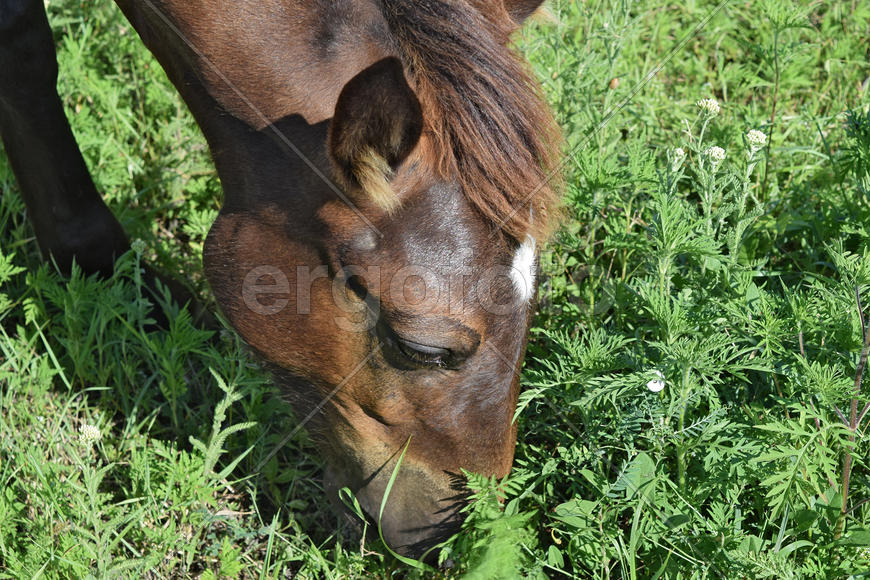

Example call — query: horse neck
[115,0,393,207]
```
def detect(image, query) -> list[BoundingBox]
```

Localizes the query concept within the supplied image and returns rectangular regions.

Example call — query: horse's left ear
[328,57,423,212]
[502,0,547,25]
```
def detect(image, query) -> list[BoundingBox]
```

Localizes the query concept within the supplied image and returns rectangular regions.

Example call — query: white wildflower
[79,424,102,445]
[671,147,686,173]
[647,370,666,393]
[696,98,720,117]
[746,129,768,154]
[704,146,726,171]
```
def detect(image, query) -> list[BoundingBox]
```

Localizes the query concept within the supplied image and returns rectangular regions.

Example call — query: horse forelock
[377,0,563,243]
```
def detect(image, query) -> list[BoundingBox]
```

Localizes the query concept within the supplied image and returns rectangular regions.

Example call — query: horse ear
[502,0,546,24]
[328,57,423,212]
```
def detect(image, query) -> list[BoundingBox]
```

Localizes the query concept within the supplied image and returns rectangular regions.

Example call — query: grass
[1,0,869,577]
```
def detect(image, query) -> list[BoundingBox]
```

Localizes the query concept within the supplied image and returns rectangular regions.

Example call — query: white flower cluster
[671,147,686,173]
[647,370,666,393]
[79,424,102,445]
[696,98,720,117]
[130,238,147,255]
[746,129,768,154]
[704,146,726,171]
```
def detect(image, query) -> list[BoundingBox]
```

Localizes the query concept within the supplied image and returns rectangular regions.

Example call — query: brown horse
[0,0,561,558]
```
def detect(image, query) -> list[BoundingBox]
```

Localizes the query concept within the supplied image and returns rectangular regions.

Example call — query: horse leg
[0,0,129,276]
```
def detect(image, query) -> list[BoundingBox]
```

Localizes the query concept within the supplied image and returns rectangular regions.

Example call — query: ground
[0,0,869,577]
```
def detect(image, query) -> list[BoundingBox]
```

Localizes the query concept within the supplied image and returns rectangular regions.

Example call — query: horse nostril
[360,404,393,427]
[358,506,378,527]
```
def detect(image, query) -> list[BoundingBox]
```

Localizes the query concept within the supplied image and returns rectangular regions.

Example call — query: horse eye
[395,337,452,367]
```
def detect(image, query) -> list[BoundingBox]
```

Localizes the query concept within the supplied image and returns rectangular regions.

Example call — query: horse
[0,0,561,558]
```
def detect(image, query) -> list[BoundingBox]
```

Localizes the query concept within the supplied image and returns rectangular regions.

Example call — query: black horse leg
[0,0,129,276]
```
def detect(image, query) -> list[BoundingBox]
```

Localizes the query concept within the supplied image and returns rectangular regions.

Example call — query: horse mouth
[350,502,461,563]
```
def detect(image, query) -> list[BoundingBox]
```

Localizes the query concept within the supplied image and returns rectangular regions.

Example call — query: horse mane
[378,0,562,242]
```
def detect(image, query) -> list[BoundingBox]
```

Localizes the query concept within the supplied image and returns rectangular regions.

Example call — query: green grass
[1,0,869,577]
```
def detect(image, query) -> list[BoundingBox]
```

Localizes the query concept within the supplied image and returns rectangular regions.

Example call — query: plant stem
[703,176,714,237]
[697,117,710,148]
[835,288,870,539]
[677,365,690,493]
[761,29,781,201]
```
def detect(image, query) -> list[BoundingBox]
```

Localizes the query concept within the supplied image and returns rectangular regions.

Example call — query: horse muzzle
[324,454,466,560]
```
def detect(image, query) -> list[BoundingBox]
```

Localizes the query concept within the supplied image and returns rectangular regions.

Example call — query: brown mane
[379,0,563,242]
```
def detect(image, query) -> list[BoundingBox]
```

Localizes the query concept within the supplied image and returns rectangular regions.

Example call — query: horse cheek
[203,210,360,385]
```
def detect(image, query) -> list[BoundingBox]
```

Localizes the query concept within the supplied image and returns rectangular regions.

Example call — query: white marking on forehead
[510,235,537,302]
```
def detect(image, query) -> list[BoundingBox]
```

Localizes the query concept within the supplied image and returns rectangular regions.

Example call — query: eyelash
[374,318,469,371]
[395,338,450,368]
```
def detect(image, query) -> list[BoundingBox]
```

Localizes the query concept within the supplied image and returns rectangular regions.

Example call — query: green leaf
[777,540,813,558]
[615,452,657,501]
[663,514,691,530]
[547,544,565,568]
[836,530,870,546]
[552,498,598,529]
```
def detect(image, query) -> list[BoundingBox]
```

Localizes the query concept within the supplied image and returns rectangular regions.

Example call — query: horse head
[187,0,561,558]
